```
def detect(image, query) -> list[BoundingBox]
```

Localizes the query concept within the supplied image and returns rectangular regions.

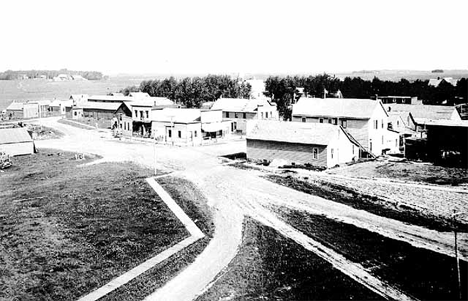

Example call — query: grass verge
[99,176,214,300]
[281,209,468,300]
[197,218,382,300]
[266,174,466,232]
[0,150,188,300]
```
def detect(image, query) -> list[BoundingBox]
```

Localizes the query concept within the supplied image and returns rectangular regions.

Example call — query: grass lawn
[281,209,468,300]
[266,174,467,232]
[57,118,95,130]
[100,176,214,300]
[0,149,189,300]
[198,218,381,301]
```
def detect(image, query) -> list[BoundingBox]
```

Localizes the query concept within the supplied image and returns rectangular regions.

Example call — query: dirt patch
[57,118,94,130]
[281,209,468,300]
[0,150,188,301]
[198,218,381,300]
[266,174,467,232]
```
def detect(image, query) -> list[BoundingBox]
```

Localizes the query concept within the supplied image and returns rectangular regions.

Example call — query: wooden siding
[0,141,34,156]
[247,139,327,167]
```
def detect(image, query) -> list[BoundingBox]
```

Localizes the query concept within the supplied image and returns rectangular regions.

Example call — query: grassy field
[0,77,143,110]
[198,218,382,300]
[266,174,467,232]
[0,150,189,300]
[282,209,468,300]
[101,176,214,300]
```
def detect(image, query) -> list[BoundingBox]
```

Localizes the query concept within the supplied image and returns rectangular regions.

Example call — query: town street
[34,117,468,300]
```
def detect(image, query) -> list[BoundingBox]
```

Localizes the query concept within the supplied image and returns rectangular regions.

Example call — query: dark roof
[0,128,33,144]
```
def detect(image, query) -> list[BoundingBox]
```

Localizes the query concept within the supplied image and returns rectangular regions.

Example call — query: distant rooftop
[293,98,383,119]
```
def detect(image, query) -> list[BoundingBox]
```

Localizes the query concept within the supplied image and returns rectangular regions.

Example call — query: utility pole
[452,210,465,300]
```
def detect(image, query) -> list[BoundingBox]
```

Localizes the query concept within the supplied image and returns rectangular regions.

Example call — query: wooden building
[0,128,35,156]
[211,97,279,134]
[292,98,395,156]
[246,121,363,168]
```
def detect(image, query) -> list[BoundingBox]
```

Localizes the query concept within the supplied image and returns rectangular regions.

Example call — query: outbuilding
[247,121,363,168]
[0,128,35,156]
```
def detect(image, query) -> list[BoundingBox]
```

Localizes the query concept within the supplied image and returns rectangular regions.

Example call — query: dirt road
[33,117,467,300]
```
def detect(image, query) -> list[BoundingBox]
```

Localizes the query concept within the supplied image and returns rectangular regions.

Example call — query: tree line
[265,74,468,119]
[122,75,251,108]
[0,69,103,80]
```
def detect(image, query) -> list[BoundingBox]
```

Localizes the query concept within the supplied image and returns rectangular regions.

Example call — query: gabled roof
[152,108,201,123]
[247,120,347,146]
[293,98,384,119]
[0,128,33,144]
[384,104,459,122]
[211,97,275,113]
[6,102,24,111]
[28,100,51,106]
[428,79,442,87]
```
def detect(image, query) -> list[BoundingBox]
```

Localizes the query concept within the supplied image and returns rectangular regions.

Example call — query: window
[331,148,334,159]
[243,113,246,119]
[235,113,238,118]
[134,110,138,117]
[302,117,306,123]
[397,120,400,127]
[319,118,324,123]
[369,139,373,152]
[381,119,384,128]
[332,118,337,125]
[265,112,268,119]
[74,111,77,116]
[168,129,172,137]
[313,148,318,159]
[352,145,355,155]
[341,119,347,128]
[328,118,332,124]
[382,135,384,144]
[261,112,264,119]
[374,120,378,129]
[194,131,197,137]
[146,111,149,119]
[226,112,230,118]
[178,131,181,138]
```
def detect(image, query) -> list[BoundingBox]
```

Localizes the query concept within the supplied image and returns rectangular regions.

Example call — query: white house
[211,97,279,134]
[292,98,395,156]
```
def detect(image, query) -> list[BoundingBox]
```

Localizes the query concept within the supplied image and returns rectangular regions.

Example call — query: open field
[266,174,468,232]
[328,159,468,186]
[198,218,382,300]
[0,77,143,110]
[0,150,189,300]
[281,209,468,300]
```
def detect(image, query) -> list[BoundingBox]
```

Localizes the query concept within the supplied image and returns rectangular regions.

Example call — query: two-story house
[211,97,279,134]
[292,98,395,156]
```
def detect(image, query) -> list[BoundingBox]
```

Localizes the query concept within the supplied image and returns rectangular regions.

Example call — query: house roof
[424,120,468,128]
[384,104,458,122]
[293,98,384,119]
[77,102,122,111]
[247,120,345,146]
[428,79,442,87]
[28,100,51,106]
[211,97,275,113]
[152,108,201,123]
[0,128,33,144]
[6,102,24,111]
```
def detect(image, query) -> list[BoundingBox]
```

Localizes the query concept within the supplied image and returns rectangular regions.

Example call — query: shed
[0,128,35,156]
[247,121,361,168]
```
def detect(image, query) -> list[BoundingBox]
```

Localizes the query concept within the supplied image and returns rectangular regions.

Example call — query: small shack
[0,128,35,156]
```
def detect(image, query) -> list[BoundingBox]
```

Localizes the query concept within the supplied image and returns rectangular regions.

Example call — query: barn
[0,128,35,156]
[247,121,362,168]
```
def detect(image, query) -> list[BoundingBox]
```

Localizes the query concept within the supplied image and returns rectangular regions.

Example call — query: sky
[0,0,467,75]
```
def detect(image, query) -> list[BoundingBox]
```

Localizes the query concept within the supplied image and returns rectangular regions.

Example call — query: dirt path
[33,117,468,300]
